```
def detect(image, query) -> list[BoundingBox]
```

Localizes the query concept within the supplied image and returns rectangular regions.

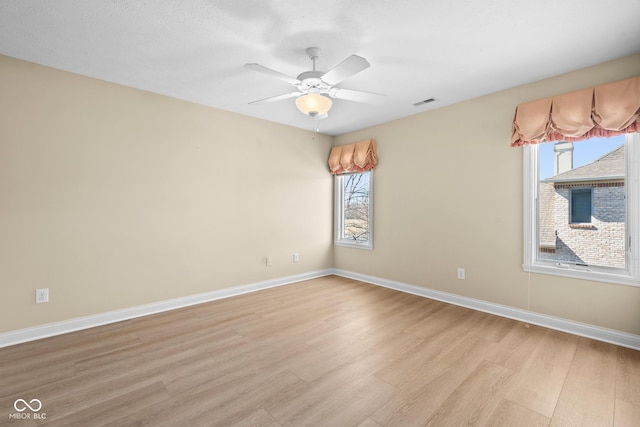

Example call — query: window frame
[522,133,640,287]
[334,170,374,250]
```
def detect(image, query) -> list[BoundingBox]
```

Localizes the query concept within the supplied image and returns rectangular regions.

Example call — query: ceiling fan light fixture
[295,93,332,117]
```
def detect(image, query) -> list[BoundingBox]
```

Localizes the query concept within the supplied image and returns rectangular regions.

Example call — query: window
[523,133,640,286]
[570,188,592,223]
[335,171,373,249]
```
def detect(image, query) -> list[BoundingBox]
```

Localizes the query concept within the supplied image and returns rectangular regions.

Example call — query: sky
[539,135,625,180]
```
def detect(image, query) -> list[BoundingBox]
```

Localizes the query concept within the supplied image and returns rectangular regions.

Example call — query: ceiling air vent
[413,97,437,106]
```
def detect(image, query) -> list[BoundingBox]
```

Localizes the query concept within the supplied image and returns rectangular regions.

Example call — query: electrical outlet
[36,288,49,304]
[457,268,465,280]
[293,253,299,263]
[266,257,272,267]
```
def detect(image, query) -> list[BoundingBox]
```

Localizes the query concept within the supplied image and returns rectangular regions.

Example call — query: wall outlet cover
[36,288,49,304]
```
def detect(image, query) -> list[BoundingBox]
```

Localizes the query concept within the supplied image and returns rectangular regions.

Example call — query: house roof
[544,145,625,183]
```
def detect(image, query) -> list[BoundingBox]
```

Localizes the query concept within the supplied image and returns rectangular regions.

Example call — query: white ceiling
[1,1,639,136]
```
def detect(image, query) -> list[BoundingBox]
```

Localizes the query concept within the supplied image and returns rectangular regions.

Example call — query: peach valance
[511,76,640,146]
[328,139,377,175]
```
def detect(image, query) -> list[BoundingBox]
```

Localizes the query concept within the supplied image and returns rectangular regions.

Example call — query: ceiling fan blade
[331,88,386,105]
[248,91,302,105]
[244,63,301,85]
[320,55,370,86]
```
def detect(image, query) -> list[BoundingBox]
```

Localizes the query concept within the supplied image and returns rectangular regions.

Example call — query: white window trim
[522,133,640,287]
[334,171,374,250]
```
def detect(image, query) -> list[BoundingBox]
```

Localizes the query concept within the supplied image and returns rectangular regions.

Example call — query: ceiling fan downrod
[306,47,321,71]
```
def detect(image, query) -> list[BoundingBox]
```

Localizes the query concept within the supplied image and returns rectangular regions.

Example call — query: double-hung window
[328,139,378,250]
[334,171,373,249]
[514,76,640,287]
[523,133,639,285]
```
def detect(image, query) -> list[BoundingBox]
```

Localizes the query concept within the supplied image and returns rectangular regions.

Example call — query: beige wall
[334,53,640,335]
[2,52,639,338]
[0,55,334,333]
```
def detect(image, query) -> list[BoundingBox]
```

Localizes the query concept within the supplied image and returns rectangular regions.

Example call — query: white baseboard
[0,269,333,348]
[333,269,640,351]
[4,268,639,351]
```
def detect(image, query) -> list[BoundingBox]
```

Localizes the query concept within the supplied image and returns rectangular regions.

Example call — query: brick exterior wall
[538,182,557,249]
[539,182,625,268]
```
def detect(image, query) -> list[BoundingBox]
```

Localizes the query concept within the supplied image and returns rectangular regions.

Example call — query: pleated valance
[328,139,377,175]
[511,76,640,147]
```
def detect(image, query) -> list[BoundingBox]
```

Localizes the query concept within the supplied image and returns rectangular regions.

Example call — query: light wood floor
[1,275,639,426]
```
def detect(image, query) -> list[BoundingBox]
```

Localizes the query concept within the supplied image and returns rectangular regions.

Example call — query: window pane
[570,189,592,223]
[537,137,625,268]
[341,172,370,242]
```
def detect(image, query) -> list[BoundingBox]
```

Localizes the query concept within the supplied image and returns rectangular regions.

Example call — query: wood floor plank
[485,399,550,427]
[231,315,337,345]
[468,312,519,343]
[187,373,302,427]
[286,330,423,384]
[403,303,478,340]
[322,284,432,328]
[616,346,640,407]
[357,417,385,427]
[266,371,396,427]
[204,338,312,379]
[211,408,282,427]
[371,336,497,425]
[252,283,347,318]
[550,338,617,427]
[376,333,496,395]
[49,381,170,427]
[305,309,425,363]
[156,350,235,397]
[614,399,640,427]
[131,312,218,341]
[505,328,578,418]
[0,324,138,377]
[424,360,514,426]
[0,363,77,403]
[271,327,423,414]
[0,332,141,401]
[486,323,547,371]
[2,374,168,426]
[73,327,240,375]
[107,367,302,426]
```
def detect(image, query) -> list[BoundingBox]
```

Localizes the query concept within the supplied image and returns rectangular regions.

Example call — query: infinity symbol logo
[14,399,42,412]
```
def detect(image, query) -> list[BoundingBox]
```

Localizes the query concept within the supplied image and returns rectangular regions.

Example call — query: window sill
[523,263,638,287]
[334,240,373,250]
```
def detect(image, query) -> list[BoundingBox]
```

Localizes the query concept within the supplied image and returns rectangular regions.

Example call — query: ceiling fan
[244,47,385,119]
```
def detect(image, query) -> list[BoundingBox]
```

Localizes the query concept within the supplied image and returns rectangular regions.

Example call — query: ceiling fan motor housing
[296,70,328,93]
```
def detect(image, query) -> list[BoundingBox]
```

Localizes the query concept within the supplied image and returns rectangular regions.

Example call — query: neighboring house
[539,143,625,268]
